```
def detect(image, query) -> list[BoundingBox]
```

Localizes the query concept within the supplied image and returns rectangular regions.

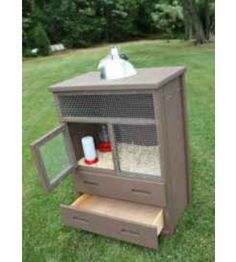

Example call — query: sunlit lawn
[23,40,214,262]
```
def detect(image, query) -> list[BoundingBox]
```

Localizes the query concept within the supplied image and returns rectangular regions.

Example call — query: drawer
[74,172,166,207]
[61,194,164,249]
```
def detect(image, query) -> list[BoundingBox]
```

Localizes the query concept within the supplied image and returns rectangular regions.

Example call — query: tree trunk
[204,0,210,40]
[182,0,207,44]
[182,0,193,40]
[31,0,35,11]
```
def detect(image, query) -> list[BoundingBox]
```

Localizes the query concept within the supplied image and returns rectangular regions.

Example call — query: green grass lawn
[23,40,215,262]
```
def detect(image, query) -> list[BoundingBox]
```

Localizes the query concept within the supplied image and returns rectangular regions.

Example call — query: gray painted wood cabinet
[30,67,191,249]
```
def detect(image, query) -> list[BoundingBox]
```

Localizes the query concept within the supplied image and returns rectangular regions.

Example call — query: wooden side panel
[163,77,188,229]
[74,172,167,207]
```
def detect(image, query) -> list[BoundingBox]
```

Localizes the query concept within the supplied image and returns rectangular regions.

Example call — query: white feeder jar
[81,136,98,165]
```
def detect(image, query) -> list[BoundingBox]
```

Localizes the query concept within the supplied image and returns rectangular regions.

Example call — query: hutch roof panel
[49,66,186,92]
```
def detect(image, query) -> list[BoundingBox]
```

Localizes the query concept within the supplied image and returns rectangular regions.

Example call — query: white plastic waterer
[81,136,98,165]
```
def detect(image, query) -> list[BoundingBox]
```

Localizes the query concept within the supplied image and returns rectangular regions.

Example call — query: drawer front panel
[74,172,166,206]
[61,205,159,249]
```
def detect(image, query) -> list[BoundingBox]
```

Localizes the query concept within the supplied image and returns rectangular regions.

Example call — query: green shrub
[32,23,50,56]
[22,48,34,57]
[151,1,184,39]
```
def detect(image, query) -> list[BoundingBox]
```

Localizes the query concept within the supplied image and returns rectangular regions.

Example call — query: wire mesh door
[31,124,76,191]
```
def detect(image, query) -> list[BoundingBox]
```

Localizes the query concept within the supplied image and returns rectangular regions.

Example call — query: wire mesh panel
[58,93,155,119]
[31,124,76,191]
[114,125,161,177]
[40,133,71,180]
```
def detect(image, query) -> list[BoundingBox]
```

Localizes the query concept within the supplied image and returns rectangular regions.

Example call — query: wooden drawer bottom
[61,194,164,249]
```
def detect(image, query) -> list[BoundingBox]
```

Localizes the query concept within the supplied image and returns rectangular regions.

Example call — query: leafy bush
[151,1,184,39]
[22,48,34,57]
[32,23,50,56]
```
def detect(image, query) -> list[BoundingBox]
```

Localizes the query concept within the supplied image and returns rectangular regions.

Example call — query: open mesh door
[30,124,76,191]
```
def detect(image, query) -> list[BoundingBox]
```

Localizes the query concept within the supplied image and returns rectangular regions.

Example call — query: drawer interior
[71,194,164,235]
[70,194,164,235]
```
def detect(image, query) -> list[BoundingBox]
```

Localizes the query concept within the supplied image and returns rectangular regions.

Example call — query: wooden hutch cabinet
[30,66,191,249]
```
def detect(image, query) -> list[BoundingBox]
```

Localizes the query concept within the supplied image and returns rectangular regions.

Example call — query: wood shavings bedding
[78,143,161,176]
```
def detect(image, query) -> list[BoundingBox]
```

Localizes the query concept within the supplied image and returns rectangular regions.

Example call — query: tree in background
[151,1,184,39]
[198,0,215,40]
[22,0,215,55]
[136,0,156,35]
[32,23,50,55]
[181,0,214,43]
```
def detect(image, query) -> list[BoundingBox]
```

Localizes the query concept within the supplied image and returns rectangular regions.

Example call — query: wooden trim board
[179,75,191,203]
[61,116,155,125]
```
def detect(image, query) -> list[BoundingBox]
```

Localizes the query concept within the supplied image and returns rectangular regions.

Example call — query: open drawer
[61,194,164,249]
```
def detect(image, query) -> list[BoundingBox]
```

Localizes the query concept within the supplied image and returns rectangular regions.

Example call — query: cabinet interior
[68,122,162,177]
